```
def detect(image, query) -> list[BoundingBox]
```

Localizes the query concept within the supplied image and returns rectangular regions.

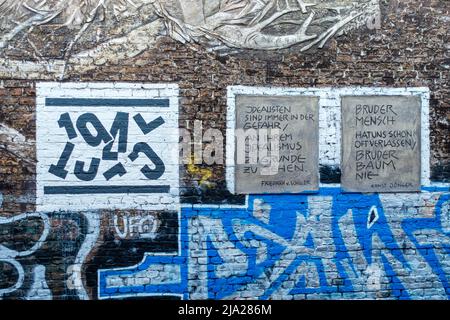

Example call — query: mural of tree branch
[153,0,379,51]
[0,0,380,78]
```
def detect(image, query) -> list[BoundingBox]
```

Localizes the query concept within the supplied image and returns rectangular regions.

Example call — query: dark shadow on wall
[431,164,450,183]
[83,210,179,300]
[320,165,342,184]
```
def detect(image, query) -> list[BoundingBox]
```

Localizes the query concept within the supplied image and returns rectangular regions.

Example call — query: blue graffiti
[98,255,188,299]
[402,193,450,298]
[98,187,450,300]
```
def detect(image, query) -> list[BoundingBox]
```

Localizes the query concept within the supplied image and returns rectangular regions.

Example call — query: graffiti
[113,212,160,240]
[26,265,52,300]
[1,188,449,299]
[36,83,180,212]
[0,209,178,300]
[65,211,100,300]
[401,193,450,298]
[181,188,450,300]
[0,209,176,300]
[1,82,449,300]
[98,253,185,300]
[85,187,450,300]
[94,210,181,299]
[0,211,93,299]
[0,213,50,296]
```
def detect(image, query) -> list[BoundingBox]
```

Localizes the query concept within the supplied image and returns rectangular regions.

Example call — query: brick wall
[0,0,449,300]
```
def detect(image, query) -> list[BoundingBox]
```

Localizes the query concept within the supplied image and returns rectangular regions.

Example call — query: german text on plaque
[234,95,319,194]
[341,95,421,193]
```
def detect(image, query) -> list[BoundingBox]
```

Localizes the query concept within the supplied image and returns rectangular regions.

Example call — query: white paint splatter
[26,265,52,300]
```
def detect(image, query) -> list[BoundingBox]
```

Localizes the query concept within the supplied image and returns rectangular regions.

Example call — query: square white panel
[36,82,180,211]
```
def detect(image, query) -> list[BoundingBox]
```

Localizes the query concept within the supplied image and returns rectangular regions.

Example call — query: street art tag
[36,83,180,211]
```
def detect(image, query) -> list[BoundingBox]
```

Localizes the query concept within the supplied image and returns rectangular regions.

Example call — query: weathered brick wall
[0,0,449,300]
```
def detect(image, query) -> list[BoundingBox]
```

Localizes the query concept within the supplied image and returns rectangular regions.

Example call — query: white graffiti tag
[113,213,160,240]
[0,213,50,296]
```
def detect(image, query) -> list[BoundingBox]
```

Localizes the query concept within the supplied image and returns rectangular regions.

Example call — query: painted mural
[1,82,449,300]
[0,0,380,79]
[0,1,448,301]
[1,188,449,299]
[35,83,180,212]
[183,189,450,300]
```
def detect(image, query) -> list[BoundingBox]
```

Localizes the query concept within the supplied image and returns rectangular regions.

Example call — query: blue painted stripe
[44,185,170,194]
[421,186,450,192]
[45,98,170,107]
